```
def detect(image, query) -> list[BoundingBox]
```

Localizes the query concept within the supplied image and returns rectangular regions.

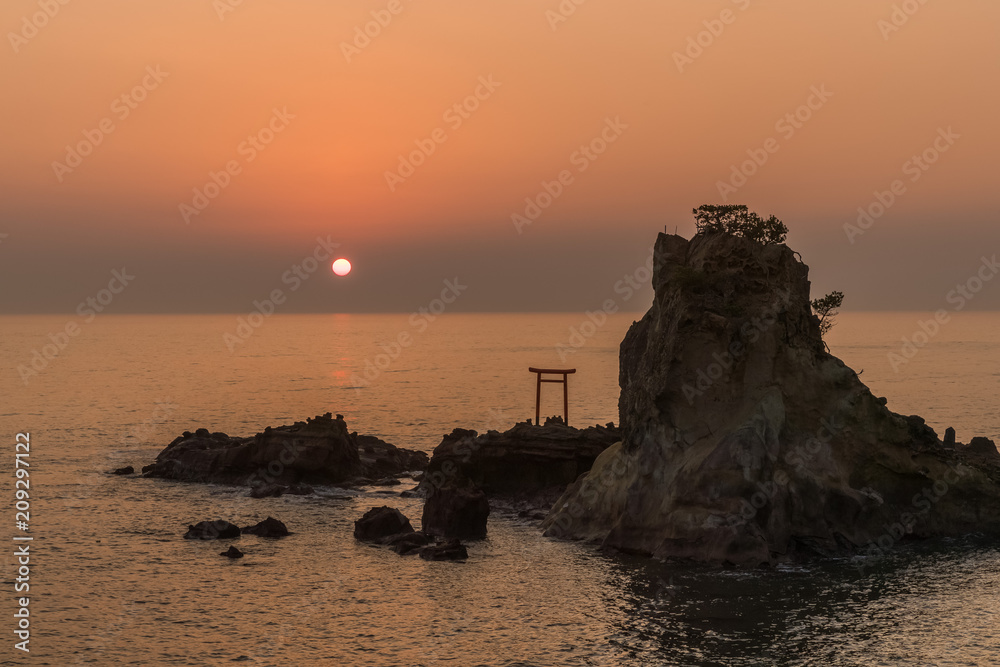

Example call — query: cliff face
[544,232,1000,565]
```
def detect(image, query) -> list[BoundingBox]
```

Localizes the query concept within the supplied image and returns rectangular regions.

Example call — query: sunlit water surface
[1,312,998,666]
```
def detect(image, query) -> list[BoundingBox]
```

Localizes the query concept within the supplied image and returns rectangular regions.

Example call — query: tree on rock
[811,291,844,340]
[692,204,788,245]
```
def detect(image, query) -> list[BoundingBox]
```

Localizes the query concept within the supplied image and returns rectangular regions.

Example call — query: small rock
[422,481,490,539]
[354,506,414,542]
[221,546,244,559]
[195,428,210,437]
[184,520,241,540]
[419,539,468,561]
[386,531,431,555]
[968,437,1000,458]
[242,517,289,538]
[110,466,134,475]
[944,427,957,448]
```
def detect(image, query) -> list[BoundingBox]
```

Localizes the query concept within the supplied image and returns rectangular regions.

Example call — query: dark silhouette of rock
[242,517,289,538]
[354,506,414,542]
[184,520,241,540]
[422,481,490,539]
[372,477,402,487]
[386,531,432,555]
[944,427,957,448]
[419,539,468,561]
[966,437,1000,458]
[286,483,314,495]
[418,421,619,497]
[543,231,1000,566]
[249,484,283,498]
[143,414,426,486]
[355,433,429,475]
[221,546,244,558]
[110,466,134,475]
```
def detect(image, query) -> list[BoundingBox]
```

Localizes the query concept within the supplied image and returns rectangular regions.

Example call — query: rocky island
[543,229,1000,565]
[142,413,427,488]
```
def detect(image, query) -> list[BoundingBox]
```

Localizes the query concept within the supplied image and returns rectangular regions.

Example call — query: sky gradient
[1,0,998,313]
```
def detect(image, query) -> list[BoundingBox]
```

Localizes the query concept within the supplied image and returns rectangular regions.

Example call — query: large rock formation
[544,232,1000,565]
[143,413,426,486]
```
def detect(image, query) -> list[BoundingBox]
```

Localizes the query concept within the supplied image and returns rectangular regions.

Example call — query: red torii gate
[528,367,576,426]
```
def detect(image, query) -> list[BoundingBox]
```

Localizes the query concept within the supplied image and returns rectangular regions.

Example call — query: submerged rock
[543,231,1000,566]
[221,546,244,558]
[422,481,490,540]
[144,413,426,486]
[110,466,134,475]
[354,506,414,542]
[418,539,468,561]
[242,517,290,538]
[386,531,432,555]
[184,520,241,540]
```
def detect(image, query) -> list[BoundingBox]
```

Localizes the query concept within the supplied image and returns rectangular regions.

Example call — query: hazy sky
[1,0,997,313]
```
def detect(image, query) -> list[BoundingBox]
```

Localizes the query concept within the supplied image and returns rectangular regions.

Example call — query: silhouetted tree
[811,291,844,339]
[692,205,788,245]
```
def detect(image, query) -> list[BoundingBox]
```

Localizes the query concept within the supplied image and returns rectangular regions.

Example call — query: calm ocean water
[1,312,998,666]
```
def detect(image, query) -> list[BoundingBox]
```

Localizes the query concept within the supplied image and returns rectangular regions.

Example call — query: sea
[1,312,998,666]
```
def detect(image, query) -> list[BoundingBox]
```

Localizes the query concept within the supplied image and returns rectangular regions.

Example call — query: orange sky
[1,0,997,312]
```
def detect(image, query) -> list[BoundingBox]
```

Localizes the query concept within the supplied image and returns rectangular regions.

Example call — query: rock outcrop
[354,506,414,542]
[419,419,618,497]
[544,231,1000,566]
[422,482,490,539]
[143,414,426,486]
[242,517,290,538]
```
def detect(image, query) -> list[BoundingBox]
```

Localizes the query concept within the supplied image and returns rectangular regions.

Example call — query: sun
[332,258,352,277]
